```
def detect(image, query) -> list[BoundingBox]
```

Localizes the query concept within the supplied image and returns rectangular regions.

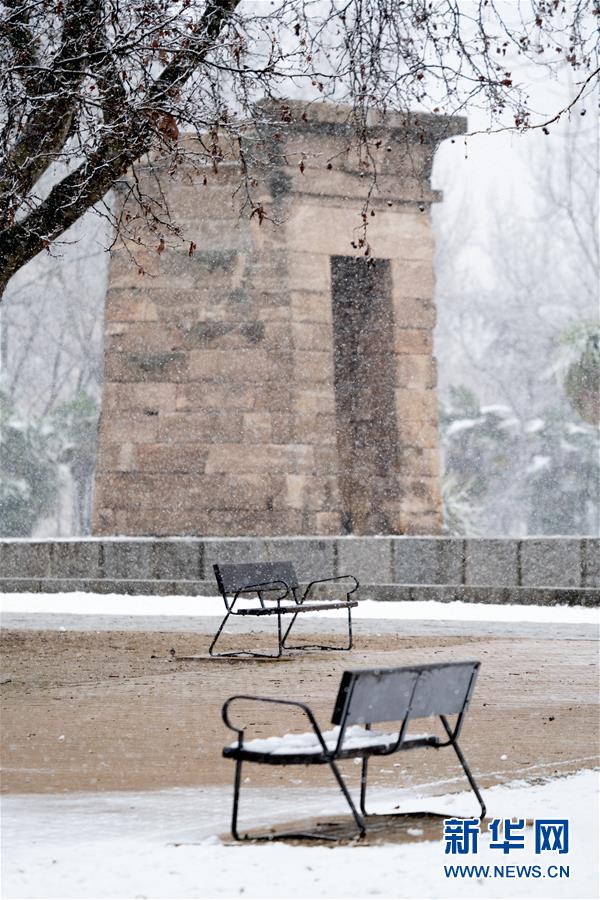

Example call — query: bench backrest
[213,561,299,599]
[331,661,480,726]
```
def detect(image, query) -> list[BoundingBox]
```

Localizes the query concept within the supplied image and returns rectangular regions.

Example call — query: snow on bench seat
[226,724,435,759]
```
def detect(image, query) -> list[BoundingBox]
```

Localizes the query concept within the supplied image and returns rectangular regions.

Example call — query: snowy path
[2,591,599,622]
[2,772,598,898]
[1,592,598,640]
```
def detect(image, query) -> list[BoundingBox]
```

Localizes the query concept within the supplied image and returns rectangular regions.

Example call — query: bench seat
[224,724,437,764]
[234,600,358,617]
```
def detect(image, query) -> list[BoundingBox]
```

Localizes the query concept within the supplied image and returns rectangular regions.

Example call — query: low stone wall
[0,537,598,605]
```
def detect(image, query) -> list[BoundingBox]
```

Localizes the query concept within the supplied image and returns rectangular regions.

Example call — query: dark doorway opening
[330,256,399,534]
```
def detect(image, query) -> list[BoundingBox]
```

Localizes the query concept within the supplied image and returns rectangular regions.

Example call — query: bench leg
[280,611,299,647]
[447,740,487,819]
[229,758,366,841]
[440,715,486,818]
[360,747,485,821]
[209,610,284,659]
[281,607,353,652]
[231,758,244,841]
[208,610,231,657]
[360,757,369,817]
[327,758,366,837]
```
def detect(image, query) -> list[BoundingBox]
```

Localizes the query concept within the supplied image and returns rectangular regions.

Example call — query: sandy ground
[1,616,598,800]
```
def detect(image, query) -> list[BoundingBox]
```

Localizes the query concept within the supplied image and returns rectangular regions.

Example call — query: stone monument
[93,103,465,536]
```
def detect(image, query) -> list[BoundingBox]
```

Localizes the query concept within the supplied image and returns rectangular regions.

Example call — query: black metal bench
[222,660,485,839]
[210,561,359,658]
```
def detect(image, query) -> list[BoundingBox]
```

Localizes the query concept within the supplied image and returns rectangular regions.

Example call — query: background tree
[0,391,60,535]
[434,99,599,417]
[559,321,600,425]
[0,385,100,536]
[434,90,599,536]
[1,0,598,296]
[440,376,600,537]
[51,392,99,533]
[0,215,105,534]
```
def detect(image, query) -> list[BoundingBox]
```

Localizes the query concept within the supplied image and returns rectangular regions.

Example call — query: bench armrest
[301,574,359,604]
[228,579,290,611]
[222,695,330,755]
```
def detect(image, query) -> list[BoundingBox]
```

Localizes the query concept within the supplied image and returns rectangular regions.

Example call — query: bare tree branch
[0,0,598,299]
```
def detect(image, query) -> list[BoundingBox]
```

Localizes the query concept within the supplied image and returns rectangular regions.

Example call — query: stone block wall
[1,538,598,605]
[93,103,465,537]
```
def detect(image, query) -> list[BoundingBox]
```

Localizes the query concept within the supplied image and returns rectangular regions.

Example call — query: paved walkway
[1,614,598,796]
[1,610,596,639]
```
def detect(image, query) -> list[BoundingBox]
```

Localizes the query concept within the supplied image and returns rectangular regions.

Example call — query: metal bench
[222,660,485,839]
[210,561,359,658]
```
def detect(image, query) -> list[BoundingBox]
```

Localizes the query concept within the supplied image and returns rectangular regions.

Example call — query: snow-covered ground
[2,594,598,898]
[1,592,598,624]
[2,771,598,899]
